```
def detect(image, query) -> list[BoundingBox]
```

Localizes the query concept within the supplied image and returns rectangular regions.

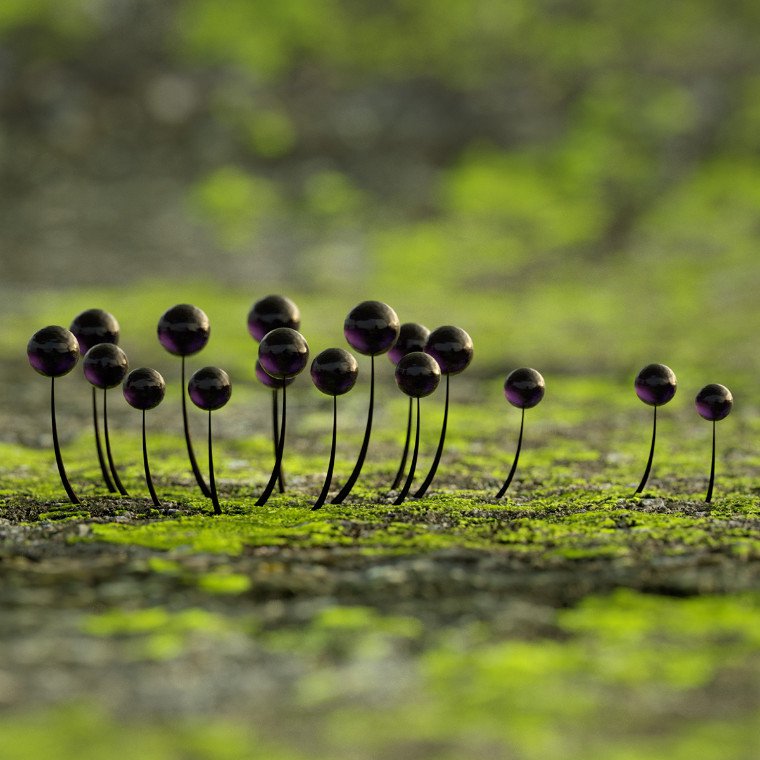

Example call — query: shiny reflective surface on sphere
[255,360,294,389]
[695,383,733,421]
[70,308,120,353]
[504,367,545,409]
[123,368,166,410]
[635,363,677,406]
[83,344,129,389]
[311,348,359,396]
[247,294,301,342]
[344,300,400,356]
[424,325,473,375]
[157,304,210,356]
[395,351,441,398]
[388,322,430,365]
[27,326,80,377]
[188,367,232,411]
[258,328,309,379]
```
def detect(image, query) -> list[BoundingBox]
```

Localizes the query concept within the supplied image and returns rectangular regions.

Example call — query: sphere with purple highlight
[504,368,545,409]
[635,363,677,407]
[157,304,210,356]
[70,308,119,353]
[388,322,430,366]
[255,360,294,390]
[695,384,733,421]
[395,352,441,398]
[344,301,400,356]
[27,326,80,378]
[83,344,128,389]
[424,325,473,376]
[311,348,359,397]
[188,367,231,411]
[258,328,309,379]
[247,295,301,342]
[123,368,166,410]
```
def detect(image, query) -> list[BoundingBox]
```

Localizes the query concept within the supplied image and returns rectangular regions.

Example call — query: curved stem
[93,386,116,493]
[208,410,221,515]
[257,382,287,506]
[394,398,421,505]
[142,409,161,507]
[273,388,285,493]
[705,420,716,503]
[103,388,128,496]
[51,377,80,505]
[182,355,211,498]
[391,397,413,490]
[312,395,338,510]
[332,354,375,504]
[496,407,525,498]
[635,406,657,495]
[413,373,449,499]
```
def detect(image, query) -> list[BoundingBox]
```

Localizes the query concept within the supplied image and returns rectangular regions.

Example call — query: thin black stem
[496,407,525,498]
[273,388,285,493]
[93,386,116,493]
[705,420,716,503]
[103,388,128,496]
[208,410,221,515]
[413,373,449,499]
[394,398,421,506]
[635,405,657,495]
[332,354,375,504]
[312,395,338,510]
[391,397,413,490]
[257,382,287,506]
[142,409,161,507]
[51,377,80,505]
[182,355,211,498]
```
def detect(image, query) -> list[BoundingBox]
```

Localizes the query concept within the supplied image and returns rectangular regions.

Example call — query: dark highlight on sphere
[247,295,301,342]
[188,367,232,411]
[424,325,473,375]
[695,384,733,422]
[504,368,545,409]
[123,368,166,411]
[344,300,400,356]
[395,351,441,398]
[83,344,129,389]
[635,363,677,407]
[255,360,294,390]
[157,304,210,356]
[70,308,120,353]
[27,326,80,378]
[388,322,430,366]
[311,348,359,396]
[258,328,309,379]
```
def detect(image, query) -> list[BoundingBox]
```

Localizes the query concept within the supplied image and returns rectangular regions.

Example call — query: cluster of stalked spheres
[27,297,732,512]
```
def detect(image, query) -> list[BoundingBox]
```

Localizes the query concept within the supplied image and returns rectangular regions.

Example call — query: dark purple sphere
[311,348,359,397]
[123,368,166,411]
[695,383,733,421]
[83,344,129,389]
[258,328,309,379]
[188,367,232,411]
[27,326,79,378]
[388,322,430,366]
[395,351,441,398]
[255,360,295,390]
[344,301,400,356]
[157,304,210,357]
[424,325,473,375]
[504,367,545,409]
[70,308,120,353]
[247,295,301,342]
[635,363,677,407]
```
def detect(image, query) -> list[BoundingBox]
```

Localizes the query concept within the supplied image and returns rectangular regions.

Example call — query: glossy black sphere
[395,352,441,398]
[27,326,79,378]
[504,367,545,409]
[311,348,359,396]
[70,308,120,353]
[157,304,210,356]
[258,328,309,379]
[247,295,301,342]
[695,383,733,422]
[123,368,166,410]
[424,325,473,375]
[635,363,677,407]
[388,322,430,366]
[344,300,400,356]
[83,344,129,389]
[188,367,232,411]
[255,360,295,390]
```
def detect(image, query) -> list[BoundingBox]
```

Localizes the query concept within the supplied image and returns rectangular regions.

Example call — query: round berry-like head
[311,348,359,397]
[123,367,166,410]
[70,308,120,353]
[188,366,232,411]
[504,367,545,409]
[395,351,441,398]
[83,344,129,389]
[255,360,295,390]
[388,322,430,366]
[247,294,301,342]
[27,326,79,378]
[424,325,473,375]
[258,328,309,379]
[635,363,677,407]
[344,300,400,356]
[157,304,210,356]
[695,383,733,422]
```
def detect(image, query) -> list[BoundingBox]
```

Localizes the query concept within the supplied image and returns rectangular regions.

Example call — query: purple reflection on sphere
[504,367,545,409]
[123,368,166,411]
[70,308,120,353]
[83,344,129,389]
[247,295,301,342]
[344,300,400,356]
[255,360,295,390]
[695,383,733,421]
[258,328,309,379]
[395,352,441,398]
[157,304,210,357]
[27,326,79,378]
[311,348,359,397]
[635,363,677,407]
[188,366,232,411]
[388,322,430,366]
[424,325,473,375]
